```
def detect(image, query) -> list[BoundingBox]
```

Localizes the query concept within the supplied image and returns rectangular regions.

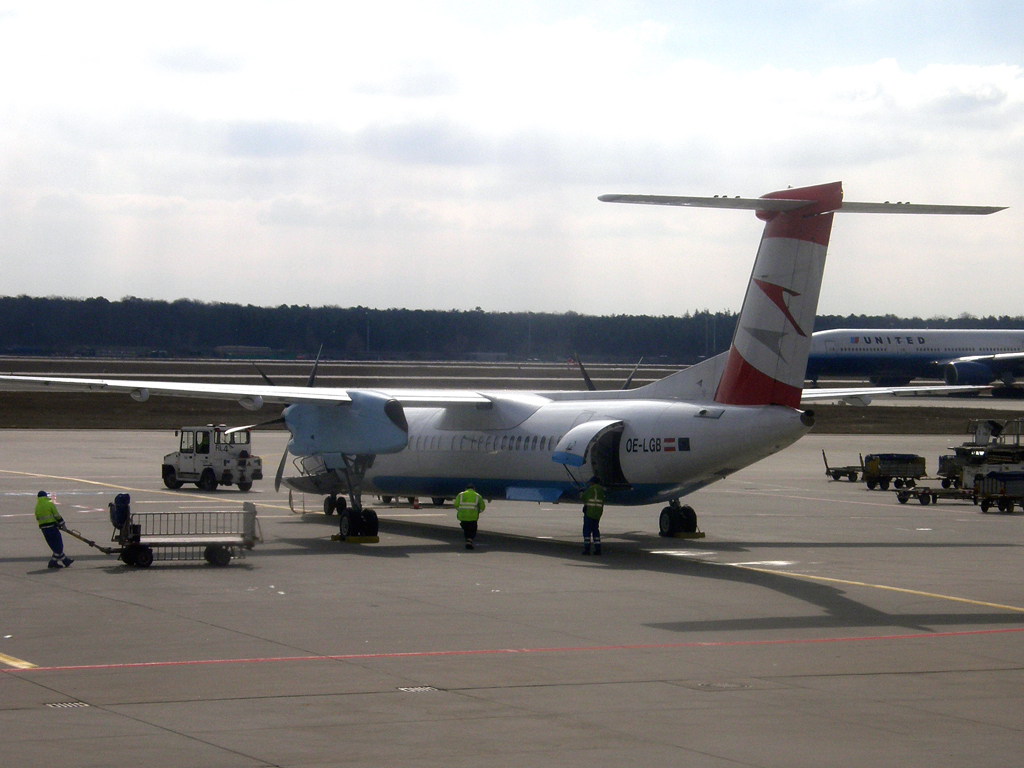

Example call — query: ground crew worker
[454,483,485,549]
[581,477,605,555]
[35,491,73,569]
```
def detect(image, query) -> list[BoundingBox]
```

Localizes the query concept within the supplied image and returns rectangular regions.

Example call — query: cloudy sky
[1,1,1022,319]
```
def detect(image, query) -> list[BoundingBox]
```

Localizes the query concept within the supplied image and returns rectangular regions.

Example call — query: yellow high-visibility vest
[34,497,63,528]
[582,483,605,520]
[455,489,485,522]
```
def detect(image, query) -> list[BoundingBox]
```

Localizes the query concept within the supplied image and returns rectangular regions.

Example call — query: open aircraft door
[552,419,629,487]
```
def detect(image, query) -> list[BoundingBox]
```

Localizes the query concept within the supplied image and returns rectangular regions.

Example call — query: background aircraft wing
[801,384,989,406]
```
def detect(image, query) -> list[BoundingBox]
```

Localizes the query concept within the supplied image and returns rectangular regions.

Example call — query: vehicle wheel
[659,507,680,537]
[207,545,231,566]
[941,478,951,489]
[907,479,916,488]
[339,509,363,538]
[121,546,137,566]
[1002,500,1015,514]
[407,497,416,505]
[981,499,992,513]
[324,496,336,516]
[894,478,904,489]
[198,469,218,492]
[381,495,393,504]
[831,471,841,481]
[919,492,930,505]
[867,480,877,490]
[432,497,446,507]
[163,468,184,489]
[237,481,252,492]
[134,546,154,568]
[932,495,938,505]
[847,472,858,482]
[679,505,698,533]
[897,492,909,504]
[879,479,890,491]
[362,509,379,537]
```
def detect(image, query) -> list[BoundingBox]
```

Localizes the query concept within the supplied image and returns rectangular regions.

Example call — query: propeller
[252,363,276,386]
[573,352,597,392]
[621,357,644,390]
[306,345,323,387]
[274,440,289,492]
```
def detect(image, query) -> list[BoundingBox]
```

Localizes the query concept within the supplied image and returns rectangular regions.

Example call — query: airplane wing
[0,374,492,409]
[947,351,1024,368]
[801,384,989,406]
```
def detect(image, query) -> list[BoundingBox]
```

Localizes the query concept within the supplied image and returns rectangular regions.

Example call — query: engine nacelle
[284,392,408,456]
[944,361,996,386]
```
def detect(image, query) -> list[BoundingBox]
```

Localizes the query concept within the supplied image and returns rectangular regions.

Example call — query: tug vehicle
[162,425,263,491]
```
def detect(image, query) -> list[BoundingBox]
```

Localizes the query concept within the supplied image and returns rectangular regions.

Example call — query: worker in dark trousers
[35,491,73,569]
[454,483,485,549]
[581,477,605,555]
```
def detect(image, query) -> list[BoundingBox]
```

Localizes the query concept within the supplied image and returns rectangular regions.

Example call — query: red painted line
[8,626,1024,674]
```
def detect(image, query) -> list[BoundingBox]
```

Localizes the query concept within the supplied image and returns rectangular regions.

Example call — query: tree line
[2,295,1023,364]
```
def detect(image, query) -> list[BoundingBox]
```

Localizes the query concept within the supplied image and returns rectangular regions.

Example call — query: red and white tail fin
[713,181,842,408]
[599,183,1003,407]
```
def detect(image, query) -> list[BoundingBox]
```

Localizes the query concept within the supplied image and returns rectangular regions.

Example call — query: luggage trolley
[64,494,262,567]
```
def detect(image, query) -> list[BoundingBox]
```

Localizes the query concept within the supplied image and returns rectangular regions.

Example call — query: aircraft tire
[335,496,347,513]
[362,509,379,537]
[324,496,336,516]
[339,509,362,538]
[658,507,680,537]
[679,505,698,533]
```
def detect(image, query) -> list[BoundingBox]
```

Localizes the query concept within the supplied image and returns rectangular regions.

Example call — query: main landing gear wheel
[339,508,363,538]
[659,505,698,536]
[324,495,337,516]
[362,509,379,537]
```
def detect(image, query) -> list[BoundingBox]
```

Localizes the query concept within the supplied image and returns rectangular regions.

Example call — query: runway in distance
[807,328,1024,391]
[0,181,1005,537]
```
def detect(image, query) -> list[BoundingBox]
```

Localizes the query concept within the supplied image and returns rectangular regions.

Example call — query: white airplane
[0,181,1004,538]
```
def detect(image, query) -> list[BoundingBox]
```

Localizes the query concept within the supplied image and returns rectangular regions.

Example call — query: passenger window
[539,436,547,451]
[501,435,508,450]
[415,436,422,450]
[515,436,523,450]
[196,431,211,455]
[531,436,538,450]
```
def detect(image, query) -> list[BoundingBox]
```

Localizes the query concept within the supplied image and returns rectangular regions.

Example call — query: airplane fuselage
[307,398,812,505]
[806,329,1024,384]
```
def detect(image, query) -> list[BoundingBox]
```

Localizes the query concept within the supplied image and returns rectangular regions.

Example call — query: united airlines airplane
[807,329,1024,390]
[0,182,1004,538]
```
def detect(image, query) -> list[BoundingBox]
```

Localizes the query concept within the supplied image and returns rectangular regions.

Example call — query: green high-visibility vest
[455,489,485,522]
[582,483,605,520]
[34,497,63,528]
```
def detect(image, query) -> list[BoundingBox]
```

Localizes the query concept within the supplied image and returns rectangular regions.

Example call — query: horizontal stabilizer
[599,194,1005,216]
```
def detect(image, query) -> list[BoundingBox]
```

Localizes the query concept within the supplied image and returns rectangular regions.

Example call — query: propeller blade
[622,357,643,390]
[573,352,597,392]
[252,363,276,386]
[306,344,324,387]
[274,442,289,492]
[224,416,286,434]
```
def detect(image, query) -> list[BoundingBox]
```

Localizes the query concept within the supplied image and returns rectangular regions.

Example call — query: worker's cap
[37,490,49,497]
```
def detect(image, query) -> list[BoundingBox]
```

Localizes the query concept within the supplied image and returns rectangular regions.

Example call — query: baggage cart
[975,472,1024,514]
[862,453,926,490]
[821,451,863,482]
[63,494,262,567]
[895,485,977,506]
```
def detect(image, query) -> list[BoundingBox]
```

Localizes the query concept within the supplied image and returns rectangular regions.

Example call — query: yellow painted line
[733,564,1024,614]
[0,469,294,513]
[0,652,37,670]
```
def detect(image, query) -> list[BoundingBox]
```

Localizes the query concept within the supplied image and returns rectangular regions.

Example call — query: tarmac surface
[3,430,1024,767]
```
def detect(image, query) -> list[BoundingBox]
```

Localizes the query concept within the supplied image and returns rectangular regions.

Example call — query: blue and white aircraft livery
[807,329,1024,389]
[0,182,1005,537]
